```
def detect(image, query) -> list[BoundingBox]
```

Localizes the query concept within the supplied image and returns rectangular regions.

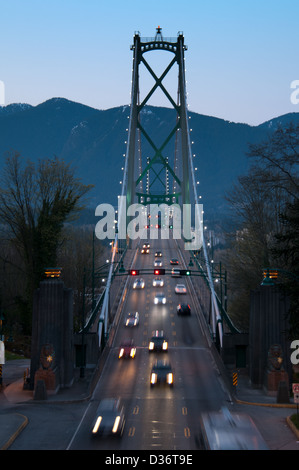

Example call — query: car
[155,251,162,257]
[124,312,139,326]
[198,408,269,450]
[141,247,149,254]
[152,277,164,287]
[91,398,125,436]
[170,258,179,265]
[148,330,168,352]
[133,278,145,289]
[154,259,163,267]
[171,268,181,277]
[154,293,166,305]
[118,339,136,359]
[177,303,191,316]
[150,360,174,387]
[175,283,187,294]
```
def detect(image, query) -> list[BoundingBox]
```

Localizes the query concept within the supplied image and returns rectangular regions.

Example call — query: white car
[133,278,145,289]
[154,293,166,305]
[171,268,181,277]
[154,259,163,267]
[152,277,164,287]
[175,284,187,294]
[124,312,139,326]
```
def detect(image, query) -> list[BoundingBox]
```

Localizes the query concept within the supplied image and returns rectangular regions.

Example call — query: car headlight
[167,373,173,385]
[130,348,136,358]
[154,298,158,304]
[151,373,157,384]
[162,298,166,304]
[112,416,121,433]
[163,342,168,350]
[149,342,154,350]
[92,416,102,434]
[119,348,124,358]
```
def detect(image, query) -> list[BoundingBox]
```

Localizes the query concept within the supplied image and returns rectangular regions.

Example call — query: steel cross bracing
[97,28,224,349]
[127,28,189,208]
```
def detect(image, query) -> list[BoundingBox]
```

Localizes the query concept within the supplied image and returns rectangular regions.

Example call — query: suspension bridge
[86,27,240,354]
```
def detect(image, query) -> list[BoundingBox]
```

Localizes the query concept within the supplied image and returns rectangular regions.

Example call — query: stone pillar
[249,284,291,390]
[30,273,74,392]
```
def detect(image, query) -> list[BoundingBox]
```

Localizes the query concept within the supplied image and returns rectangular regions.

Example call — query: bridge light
[154,269,165,275]
[129,269,139,276]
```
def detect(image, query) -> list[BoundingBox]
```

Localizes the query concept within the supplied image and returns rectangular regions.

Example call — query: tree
[247,122,299,198]
[223,166,280,328]
[224,122,299,330]
[272,198,299,339]
[57,225,106,331]
[248,123,299,337]
[0,152,93,332]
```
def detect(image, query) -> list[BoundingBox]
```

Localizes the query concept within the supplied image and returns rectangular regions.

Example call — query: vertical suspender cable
[178,40,223,347]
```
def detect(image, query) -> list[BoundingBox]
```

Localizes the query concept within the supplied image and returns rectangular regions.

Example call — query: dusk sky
[1,0,299,125]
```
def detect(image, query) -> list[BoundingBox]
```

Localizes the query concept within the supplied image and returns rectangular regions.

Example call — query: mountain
[0,98,298,221]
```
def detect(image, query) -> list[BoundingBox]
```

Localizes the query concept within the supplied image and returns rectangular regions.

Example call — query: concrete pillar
[249,285,291,389]
[30,276,74,391]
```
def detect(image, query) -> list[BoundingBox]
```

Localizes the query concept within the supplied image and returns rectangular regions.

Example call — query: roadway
[68,237,231,450]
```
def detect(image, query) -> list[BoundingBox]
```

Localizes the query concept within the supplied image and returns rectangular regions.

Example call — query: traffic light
[154,269,165,275]
[129,269,139,276]
[180,269,191,276]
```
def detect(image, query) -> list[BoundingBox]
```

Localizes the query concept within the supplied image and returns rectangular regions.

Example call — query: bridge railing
[191,251,241,335]
[81,244,128,335]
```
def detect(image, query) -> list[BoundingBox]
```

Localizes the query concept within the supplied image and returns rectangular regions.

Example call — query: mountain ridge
[0,98,298,218]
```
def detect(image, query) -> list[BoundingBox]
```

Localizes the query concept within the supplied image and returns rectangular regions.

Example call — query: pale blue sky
[1,0,298,125]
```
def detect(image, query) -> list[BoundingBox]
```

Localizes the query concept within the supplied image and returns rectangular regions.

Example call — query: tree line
[0,153,106,342]
[221,122,299,339]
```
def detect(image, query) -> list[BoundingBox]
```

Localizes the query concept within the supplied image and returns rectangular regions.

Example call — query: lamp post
[80,269,86,378]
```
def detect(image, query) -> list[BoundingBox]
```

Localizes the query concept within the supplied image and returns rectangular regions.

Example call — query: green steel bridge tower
[126,26,191,213]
